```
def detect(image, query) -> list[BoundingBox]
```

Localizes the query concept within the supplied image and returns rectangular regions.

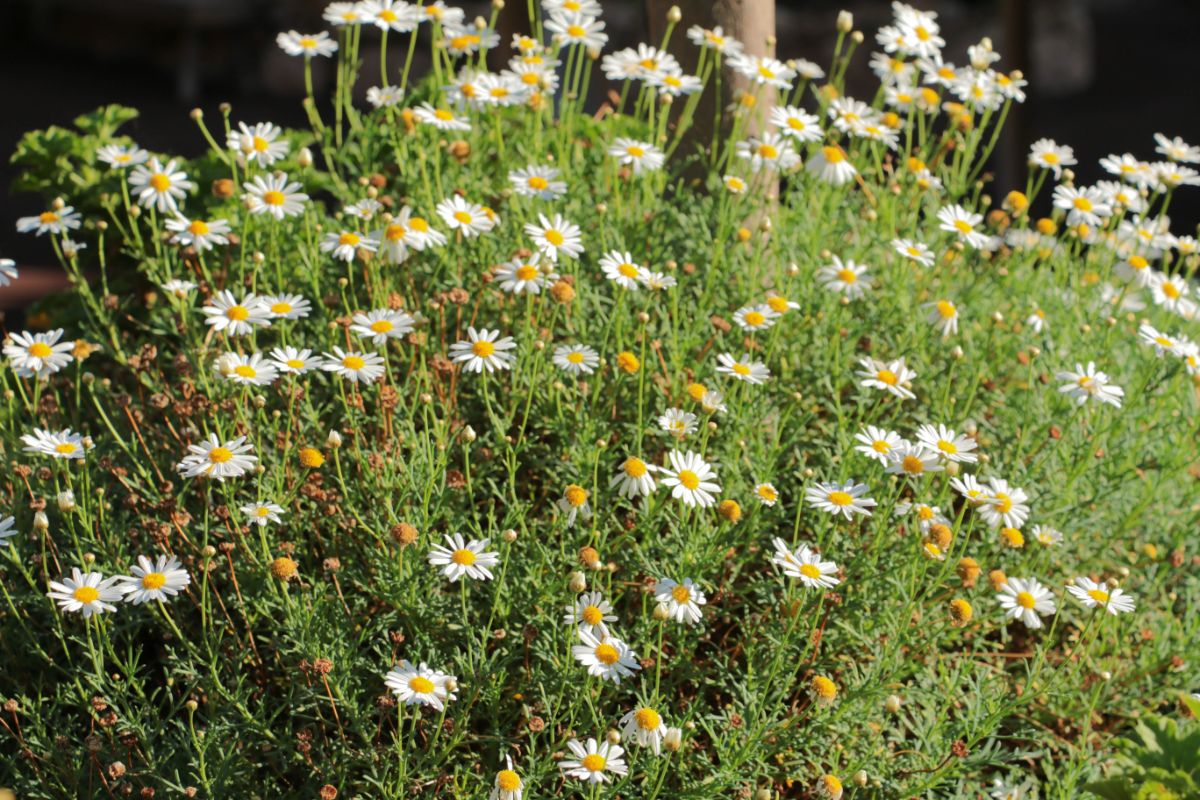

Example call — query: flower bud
[57,490,77,513]
[33,511,49,532]
[836,10,854,32]
[568,571,587,593]
[326,430,343,449]
[297,147,313,168]
[667,5,681,23]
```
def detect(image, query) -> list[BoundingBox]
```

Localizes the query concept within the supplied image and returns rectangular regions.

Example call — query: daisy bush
[2,2,1199,798]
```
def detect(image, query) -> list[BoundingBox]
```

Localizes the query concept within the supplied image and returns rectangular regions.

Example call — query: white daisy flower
[563,591,617,637]
[936,204,990,249]
[1028,138,1076,178]
[1031,524,1063,546]
[654,577,706,625]
[165,215,231,251]
[818,256,871,299]
[495,258,556,295]
[715,352,771,384]
[556,484,592,528]
[544,11,609,50]
[771,539,841,588]
[806,145,858,186]
[427,533,499,581]
[96,144,149,169]
[128,157,195,213]
[754,482,779,506]
[4,329,75,377]
[351,309,416,347]
[117,555,191,604]
[509,165,567,200]
[571,630,640,684]
[276,30,339,57]
[384,660,456,710]
[16,205,82,236]
[437,196,496,238]
[243,173,309,219]
[658,407,698,438]
[805,481,876,519]
[915,423,978,463]
[854,425,904,464]
[47,568,124,618]
[320,230,378,262]
[1066,577,1135,615]
[241,502,286,527]
[321,348,386,384]
[21,428,90,460]
[607,138,666,174]
[599,250,646,289]
[733,304,778,331]
[262,293,311,320]
[659,449,721,508]
[978,478,1030,529]
[610,455,656,498]
[770,105,823,143]
[366,85,406,108]
[524,213,584,262]
[552,344,599,375]
[892,238,935,267]
[449,327,517,373]
[559,737,628,784]
[1056,362,1125,408]
[215,352,279,387]
[885,442,944,477]
[176,434,257,481]
[202,291,272,336]
[413,102,472,131]
[857,356,916,399]
[226,121,289,166]
[997,577,1056,629]
[269,346,321,374]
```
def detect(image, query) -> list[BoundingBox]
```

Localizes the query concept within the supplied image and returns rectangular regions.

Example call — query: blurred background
[1,0,1198,310]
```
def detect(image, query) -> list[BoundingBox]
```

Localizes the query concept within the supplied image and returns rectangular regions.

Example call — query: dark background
[1,0,1198,300]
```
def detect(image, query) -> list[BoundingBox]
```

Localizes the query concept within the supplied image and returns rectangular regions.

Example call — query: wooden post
[646,0,777,157]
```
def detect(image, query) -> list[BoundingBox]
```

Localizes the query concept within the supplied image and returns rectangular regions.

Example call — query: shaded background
[1,0,1198,308]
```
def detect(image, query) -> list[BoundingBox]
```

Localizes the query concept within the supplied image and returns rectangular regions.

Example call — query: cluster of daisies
[1,0,1193,797]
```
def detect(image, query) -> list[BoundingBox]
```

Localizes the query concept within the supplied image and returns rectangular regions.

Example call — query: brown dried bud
[212,178,235,199]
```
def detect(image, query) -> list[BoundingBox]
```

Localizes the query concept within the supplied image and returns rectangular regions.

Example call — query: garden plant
[1,1,1199,797]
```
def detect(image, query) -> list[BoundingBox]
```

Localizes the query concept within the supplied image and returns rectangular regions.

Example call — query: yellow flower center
[758,485,777,501]
[936,301,956,318]
[299,36,318,48]
[271,302,293,314]
[234,365,257,379]
[149,173,171,192]
[472,340,495,358]
[822,146,845,164]
[757,144,778,159]
[496,770,521,791]
[342,355,366,371]
[286,359,305,369]
[836,268,857,284]
[594,643,619,665]
[28,342,53,358]
[581,753,607,772]
[188,220,210,235]
[433,109,454,122]
[623,457,647,477]
[1016,591,1036,609]
[55,442,78,455]
[902,455,924,473]
[799,564,822,579]
[871,440,890,453]
[451,548,477,566]
[252,136,269,153]
[731,363,751,376]
[671,585,691,603]
[1162,282,1181,299]
[1042,152,1059,165]
[39,211,59,224]
[1073,197,1093,212]
[141,572,167,590]
[338,232,361,247]
[677,469,700,490]
[370,320,394,334]
[757,65,775,79]
[544,229,565,247]
[564,485,588,507]
[527,176,549,190]
[453,210,473,225]
[635,707,662,730]
[766,296,789,313]
[1087,589,1110,604]
[876,369,898,385]
[994,494,1013,513]
[263,190,285,206]
[226,305,250,321]
[516,265,539,281]
[581,605,604,626]
[953,219,973,234]
[937,440,958,455]
[408,675,435,693]
[744,310,766,326]
[828,491,853,506]
[385,224,406,241]
[208,446,233,463]
[566,24,586,38]
[1129,255,1148,270]
[73,586,100,603]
